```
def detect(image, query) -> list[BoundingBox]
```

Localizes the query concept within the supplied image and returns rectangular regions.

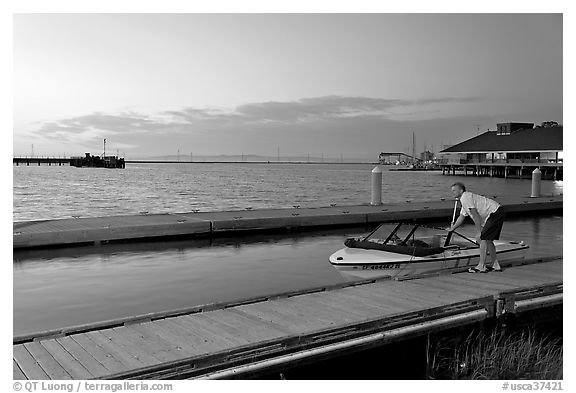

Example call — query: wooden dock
[13,257,562,380]
[13,195,562,249]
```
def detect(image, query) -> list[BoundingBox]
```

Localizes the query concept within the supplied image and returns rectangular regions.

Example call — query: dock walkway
[13,195,562,249]
[13,257,562,380]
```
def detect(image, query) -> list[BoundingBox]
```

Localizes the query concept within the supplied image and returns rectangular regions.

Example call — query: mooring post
[371,166,383,205]
[531,168,541,198]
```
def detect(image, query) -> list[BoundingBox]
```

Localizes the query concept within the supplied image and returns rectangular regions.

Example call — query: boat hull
[329,240,528,277]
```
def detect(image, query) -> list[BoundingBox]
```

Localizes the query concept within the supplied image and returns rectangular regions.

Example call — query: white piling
[531,168,541,198]
[371,166,383,205]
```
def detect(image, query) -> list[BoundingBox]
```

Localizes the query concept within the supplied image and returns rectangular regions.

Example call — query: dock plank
[395,280,485,303]
[402,276,496,298]
[56,336,110,378]
[99,327,167,365]
[320,283,429,311]
[13,360,27,380]
[297,289,402,319]
[128,323,198,358]
[301,295,391,323]
[70,333,131,374]
[268,296,366,325]
[325,286,411,312]
[199,309,291,343]
[452,271,557,288]
[509,271,563,284]
[224,308,297,335]
[13,345,49,380]
[84,331,148,369]
[167,316,246,348]
[517,261,562,274]
[41,339,94,379]
[24,341,72,380]
[288,288,431,323]
[152,318,231,353]
[360,282,460,308]
[120,324,193,361]
[334,285,433,313]
[508,264,563,281]
[435,275,526,291]
[250,296,359,327]
[175,314,253,347]
[235,302,335,333]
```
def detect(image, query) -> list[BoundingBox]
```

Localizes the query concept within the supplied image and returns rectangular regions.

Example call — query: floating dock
[13,195,562,249]
[13,257,562,380]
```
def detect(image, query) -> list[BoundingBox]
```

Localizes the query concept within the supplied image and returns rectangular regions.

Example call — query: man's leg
[476,240,488,270]
[487,241,501,270]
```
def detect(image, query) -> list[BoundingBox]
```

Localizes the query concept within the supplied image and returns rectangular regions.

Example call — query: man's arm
[468,207,483,243]
[449,214,466,232]
[468,208,483,232]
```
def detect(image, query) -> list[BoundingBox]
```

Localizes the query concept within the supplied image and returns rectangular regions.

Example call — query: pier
[13,155,126,168]
[13,256,562,380]
[440,160,563,180]
[13,157,72,166]
[13,195,562,249]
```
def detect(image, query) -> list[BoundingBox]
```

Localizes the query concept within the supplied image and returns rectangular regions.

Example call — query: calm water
[14,215,562,335]
[13,163,562,221]
[13,164,563,335]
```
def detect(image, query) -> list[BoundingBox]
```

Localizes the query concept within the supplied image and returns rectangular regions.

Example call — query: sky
[13,13,563,160]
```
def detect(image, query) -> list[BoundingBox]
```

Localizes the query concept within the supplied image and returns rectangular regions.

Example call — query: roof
[441,126,563,153]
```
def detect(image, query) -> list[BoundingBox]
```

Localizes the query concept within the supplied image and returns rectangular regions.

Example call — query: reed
[428,326,563,380]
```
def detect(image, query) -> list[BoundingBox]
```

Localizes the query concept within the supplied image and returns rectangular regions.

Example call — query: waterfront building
[439,122,563,180]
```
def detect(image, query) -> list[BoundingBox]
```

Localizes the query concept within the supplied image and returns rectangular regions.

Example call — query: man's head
[451,182,466,199]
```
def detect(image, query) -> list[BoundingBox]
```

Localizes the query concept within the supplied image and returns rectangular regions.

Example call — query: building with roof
[439,122,562,180]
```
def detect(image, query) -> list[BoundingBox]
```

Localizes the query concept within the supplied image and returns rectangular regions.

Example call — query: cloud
[234,96,479,122]
[28,95,484,149]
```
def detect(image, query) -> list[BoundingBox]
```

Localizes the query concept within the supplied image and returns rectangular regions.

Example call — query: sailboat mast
[412,132,415,163]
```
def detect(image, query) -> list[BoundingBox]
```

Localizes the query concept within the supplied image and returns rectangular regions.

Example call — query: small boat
[329,222,528,277]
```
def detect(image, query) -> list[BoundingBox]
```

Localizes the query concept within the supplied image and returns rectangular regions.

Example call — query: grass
[428,326,563,380]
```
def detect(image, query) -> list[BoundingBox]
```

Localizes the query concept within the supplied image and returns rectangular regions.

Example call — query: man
[448,182,506,273]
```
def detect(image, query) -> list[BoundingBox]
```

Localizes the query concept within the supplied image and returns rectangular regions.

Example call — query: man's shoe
[468,267,488,273]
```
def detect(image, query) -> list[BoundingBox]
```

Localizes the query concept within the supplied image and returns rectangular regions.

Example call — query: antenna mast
[103,139,106,157]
